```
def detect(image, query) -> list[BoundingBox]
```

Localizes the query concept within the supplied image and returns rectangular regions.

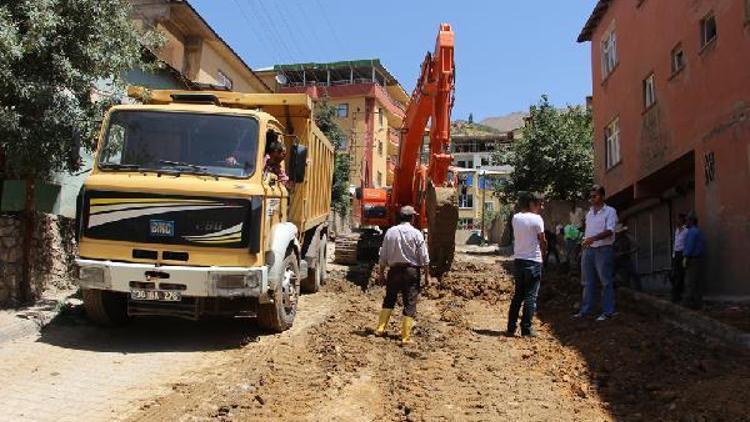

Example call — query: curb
[621,288,750,349]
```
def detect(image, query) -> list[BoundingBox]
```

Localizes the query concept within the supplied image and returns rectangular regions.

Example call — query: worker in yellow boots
[374,206,432,344]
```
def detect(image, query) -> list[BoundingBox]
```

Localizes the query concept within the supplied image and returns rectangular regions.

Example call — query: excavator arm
[391,23,458,276]
[392,23,455,215]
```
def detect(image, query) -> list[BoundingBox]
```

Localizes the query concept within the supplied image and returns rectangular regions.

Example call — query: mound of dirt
[424,261,512,304]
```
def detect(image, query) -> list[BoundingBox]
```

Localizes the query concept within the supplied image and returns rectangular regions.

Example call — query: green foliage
[494,95,593,202]
[314,100,350,216]
[468,112,474,124]
[0,0,161,179]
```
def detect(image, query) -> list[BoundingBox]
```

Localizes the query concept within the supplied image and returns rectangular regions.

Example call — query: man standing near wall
[671,213,688,303]
[576,185,618,321]
[682,213,705,310]
[506,192,547,337]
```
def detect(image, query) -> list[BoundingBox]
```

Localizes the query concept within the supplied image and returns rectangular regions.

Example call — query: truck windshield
[98,111,259,178]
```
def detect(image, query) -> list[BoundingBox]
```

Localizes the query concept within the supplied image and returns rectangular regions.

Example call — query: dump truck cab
[75,90,334,332]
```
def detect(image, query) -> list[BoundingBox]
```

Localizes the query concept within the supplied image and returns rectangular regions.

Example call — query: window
[700,13,717,48]
[484,202,494,212]
[378,140,383,156]
[378,107,384,126]
[217,70,233,90]
[480,157,490,166]
[459,193,474,209]
[335,103,349,118]
[605,118,621,169]
[643,73,656,109]
[376,171,383,187]
[671,44,685,74]
[600,29,618,78]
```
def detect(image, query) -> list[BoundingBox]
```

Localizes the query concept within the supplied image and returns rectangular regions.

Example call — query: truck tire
[302,234,327,293]
[257,251,300,332]
[82,289,130,326]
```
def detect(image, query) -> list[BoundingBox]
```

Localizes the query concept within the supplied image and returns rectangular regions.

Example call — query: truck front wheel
[257,251,300,332]
[82,289,130,326]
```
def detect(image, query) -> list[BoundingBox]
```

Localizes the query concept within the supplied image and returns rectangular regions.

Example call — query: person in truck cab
[262,138,290,187]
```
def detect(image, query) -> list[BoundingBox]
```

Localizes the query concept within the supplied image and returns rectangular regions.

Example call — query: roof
[169,0,272,92]
[274,59,401,87]
[577,0,613,43]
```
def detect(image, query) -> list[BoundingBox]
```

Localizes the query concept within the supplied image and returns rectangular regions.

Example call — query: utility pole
[479,168,486,243]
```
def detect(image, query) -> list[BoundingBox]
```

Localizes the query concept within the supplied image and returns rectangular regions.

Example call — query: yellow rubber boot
[401,316,415,344]
[375,308,393,336]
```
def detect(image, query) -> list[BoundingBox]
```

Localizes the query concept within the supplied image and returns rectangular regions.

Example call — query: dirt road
[1,249,749,421]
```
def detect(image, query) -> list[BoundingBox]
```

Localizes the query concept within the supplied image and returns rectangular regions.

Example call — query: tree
[0,0,160,302]
[468,112,474,124]
[494,95,593,202]
[314,100,351,216]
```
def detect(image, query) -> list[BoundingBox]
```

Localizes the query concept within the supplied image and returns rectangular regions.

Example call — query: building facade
[255,60,409,190]
[578,0,750,296]
[451,131,514,231]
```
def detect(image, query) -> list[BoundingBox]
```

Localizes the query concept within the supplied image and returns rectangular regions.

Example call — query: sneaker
[573,312,588,319]
[504,329,516,337]
[595,314,612,321]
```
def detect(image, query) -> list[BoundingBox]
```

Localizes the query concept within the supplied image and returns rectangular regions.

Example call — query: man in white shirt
[375,205,431,344]
[506,192,547,337]
[670,213,688,303]
[576,184,618,321]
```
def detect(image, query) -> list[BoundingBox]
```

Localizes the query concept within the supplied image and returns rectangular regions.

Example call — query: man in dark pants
[506,192,547,337]
[671,213,688,303]
[543,228,560,268]
[682,213,705,309]
[375,206,431,344]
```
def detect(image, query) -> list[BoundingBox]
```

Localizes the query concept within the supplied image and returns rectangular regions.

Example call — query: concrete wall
[587,0,750,295]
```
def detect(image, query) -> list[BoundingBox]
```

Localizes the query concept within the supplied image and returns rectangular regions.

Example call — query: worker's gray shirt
[378,222,430,267]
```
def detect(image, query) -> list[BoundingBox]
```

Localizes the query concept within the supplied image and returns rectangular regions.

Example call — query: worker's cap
[399,205,417,216]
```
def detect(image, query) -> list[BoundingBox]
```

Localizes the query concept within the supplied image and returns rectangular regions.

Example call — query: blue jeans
[507,259,542,332]
[581,245,615,316]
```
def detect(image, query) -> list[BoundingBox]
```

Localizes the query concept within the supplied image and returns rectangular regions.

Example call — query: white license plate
[130,289,182,302]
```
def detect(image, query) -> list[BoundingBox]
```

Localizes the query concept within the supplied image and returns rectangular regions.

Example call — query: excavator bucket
[426,182,458,277]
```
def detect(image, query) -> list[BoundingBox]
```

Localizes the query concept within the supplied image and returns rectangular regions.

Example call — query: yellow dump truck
[74,89,334,332]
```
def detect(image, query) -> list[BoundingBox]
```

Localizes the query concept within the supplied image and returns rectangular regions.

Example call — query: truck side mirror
[289,144,308,183]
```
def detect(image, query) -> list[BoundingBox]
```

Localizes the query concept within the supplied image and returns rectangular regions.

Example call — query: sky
[190,0,599,122]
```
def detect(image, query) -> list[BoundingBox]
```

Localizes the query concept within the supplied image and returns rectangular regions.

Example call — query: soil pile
[424,260,512,304]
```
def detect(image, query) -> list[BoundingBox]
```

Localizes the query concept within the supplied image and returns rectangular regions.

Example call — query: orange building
[578,0,750,296]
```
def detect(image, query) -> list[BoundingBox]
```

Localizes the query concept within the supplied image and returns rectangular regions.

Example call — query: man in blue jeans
[576,185,618,321]
[506,192,547,337]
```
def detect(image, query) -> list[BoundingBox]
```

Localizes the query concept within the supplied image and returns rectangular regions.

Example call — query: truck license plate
[130,289,181,302]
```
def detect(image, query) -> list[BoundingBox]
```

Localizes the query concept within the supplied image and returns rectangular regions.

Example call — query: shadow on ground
[36,304,262,353]
[535,268,750,421]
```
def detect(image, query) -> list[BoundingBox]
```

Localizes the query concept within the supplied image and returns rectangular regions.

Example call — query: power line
[313,0,348,59]
[252,0,296,63]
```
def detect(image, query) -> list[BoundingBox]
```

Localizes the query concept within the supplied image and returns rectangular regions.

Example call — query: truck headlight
[79,266,105,285]
[244,271,261,289]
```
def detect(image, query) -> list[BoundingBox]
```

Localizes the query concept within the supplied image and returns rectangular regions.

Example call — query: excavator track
[334,230,383,265]
[426,182,458,277]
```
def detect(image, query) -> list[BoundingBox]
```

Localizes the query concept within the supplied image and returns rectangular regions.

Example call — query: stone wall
[0,213,77,307]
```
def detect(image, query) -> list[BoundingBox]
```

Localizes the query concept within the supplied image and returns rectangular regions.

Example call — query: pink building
[578,0,750,296]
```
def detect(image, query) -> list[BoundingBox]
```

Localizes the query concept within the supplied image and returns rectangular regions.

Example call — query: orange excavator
[335,24,458,277]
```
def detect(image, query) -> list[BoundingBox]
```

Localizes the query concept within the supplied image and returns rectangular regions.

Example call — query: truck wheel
[82,289,130,326]
[302,234,327,293]
[258,251,300,332]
